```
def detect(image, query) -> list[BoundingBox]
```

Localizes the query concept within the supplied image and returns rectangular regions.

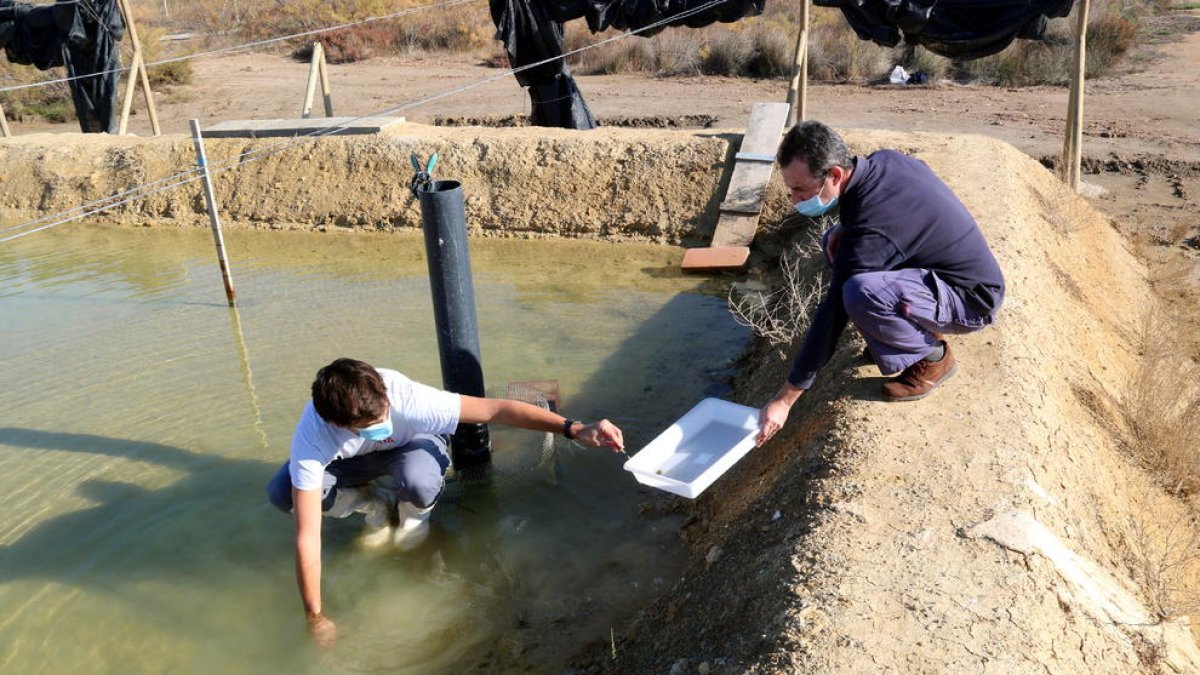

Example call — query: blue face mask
[793,178,839,217]
[356,418,393,441]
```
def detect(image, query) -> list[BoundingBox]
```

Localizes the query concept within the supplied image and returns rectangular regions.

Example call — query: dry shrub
[700,28,752,76]
[583,39,656,74]
[653,31,703,76]
[808,22,887,82]
[1086,14,1137,76]
[743,24,793,78]
[957,40,1072,86]
[728,228,827,350]
[396,9,493,52]
[291,24,393,63]
[0,69,75,124]
[1120,310,1200,621]
[1126,312,1200,497]
[1126,492,1200,621]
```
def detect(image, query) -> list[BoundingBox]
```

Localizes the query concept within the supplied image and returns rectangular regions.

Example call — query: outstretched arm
[458,395,624,452]
[293,487,336,647]
[757,381,804,447]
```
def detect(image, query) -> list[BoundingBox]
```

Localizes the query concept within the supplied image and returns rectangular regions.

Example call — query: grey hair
[776,121,853,178]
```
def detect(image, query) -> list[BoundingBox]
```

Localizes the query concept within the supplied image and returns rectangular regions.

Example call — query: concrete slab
[201,116,406,138]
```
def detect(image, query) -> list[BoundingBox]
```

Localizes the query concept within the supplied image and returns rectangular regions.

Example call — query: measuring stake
[189,119,237,306]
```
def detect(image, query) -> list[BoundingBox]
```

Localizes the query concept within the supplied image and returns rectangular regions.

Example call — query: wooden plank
[738,101,790,156]
[718,161,775,214]
[711,213,759,248]
[682,101,788,273]
[0,102,11,137]
[681,246,751,272]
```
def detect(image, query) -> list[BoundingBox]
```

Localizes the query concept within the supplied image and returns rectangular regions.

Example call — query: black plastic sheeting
[490,0,765,129]
[813,0,1076,60]
[0,0,125,133]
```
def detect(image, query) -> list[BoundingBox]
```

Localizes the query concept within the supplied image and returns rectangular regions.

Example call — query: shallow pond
[0,225,750,674]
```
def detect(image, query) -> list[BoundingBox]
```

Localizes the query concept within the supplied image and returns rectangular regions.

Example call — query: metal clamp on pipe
[409,152,439,198]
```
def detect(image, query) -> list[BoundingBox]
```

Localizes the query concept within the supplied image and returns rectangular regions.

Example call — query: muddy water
[0,225,749,674]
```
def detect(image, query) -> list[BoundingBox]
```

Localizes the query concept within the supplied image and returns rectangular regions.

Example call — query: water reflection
[0,225,748,673]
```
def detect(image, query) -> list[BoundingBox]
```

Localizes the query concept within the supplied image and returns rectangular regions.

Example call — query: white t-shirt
[289,368,461,491]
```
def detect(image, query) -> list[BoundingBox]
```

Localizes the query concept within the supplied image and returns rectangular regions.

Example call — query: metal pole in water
[416,179,491,470]
[188,119,237,306]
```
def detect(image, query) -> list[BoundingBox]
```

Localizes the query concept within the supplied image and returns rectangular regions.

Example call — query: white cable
[0,0,730,244]
[0,0,484,94]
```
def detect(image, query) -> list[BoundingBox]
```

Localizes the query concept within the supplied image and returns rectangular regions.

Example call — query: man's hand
[575,419,625,453]
[757,382,805,446]
[307,612,337,648]
[821,224,843,265]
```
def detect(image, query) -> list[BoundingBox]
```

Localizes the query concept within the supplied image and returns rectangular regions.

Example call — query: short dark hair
[311,358,389,428]
[776,121,853,178]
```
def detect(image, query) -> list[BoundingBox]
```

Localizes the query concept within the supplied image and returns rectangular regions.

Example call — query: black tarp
[0,0,125,133]
[490,0,765,129]
[813,0,1076,60]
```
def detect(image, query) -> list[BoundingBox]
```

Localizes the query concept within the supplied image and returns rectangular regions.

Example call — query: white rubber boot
[325,485,375,519]
[356,487,397,550]
[392,501,434,551]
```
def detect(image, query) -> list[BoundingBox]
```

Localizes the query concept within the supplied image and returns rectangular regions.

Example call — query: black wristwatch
[562,419,579,439]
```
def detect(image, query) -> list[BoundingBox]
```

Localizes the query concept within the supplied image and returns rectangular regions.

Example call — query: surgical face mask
[356,417,393,441]
[793,177,839,217]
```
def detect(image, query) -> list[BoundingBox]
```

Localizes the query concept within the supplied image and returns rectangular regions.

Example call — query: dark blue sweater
[787,150,1005,389]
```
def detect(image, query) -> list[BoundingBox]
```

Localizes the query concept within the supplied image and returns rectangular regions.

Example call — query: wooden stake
[1061,0,1090,191]
[116,0,161,136]
[302,43,334,118]
[189,119,237,306]
[785,0,810,128]
[0,102,11,138]
[117,50,140,135]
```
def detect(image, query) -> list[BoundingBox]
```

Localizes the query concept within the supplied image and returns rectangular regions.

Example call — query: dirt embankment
[568,131,1200,674]
[0,125,777,244]
[4,125,1198,673]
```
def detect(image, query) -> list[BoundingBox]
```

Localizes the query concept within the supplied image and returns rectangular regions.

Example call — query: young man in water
[756,121,1005,445]
[266,357,624,646]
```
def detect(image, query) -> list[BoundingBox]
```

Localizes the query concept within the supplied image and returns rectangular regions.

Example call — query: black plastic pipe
[417,179,491,470]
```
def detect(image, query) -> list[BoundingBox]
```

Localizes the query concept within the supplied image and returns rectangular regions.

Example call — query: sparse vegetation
[1126,315,1200,497]
[728,222,828,351]
[0,0,1174,124]
[1121,311,1200,620]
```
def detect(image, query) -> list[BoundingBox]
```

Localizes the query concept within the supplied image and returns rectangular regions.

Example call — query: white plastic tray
[623,398,760,498]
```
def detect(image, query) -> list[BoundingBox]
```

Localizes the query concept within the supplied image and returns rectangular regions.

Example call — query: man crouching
[267,357,623,646]
[757,121,1006,445]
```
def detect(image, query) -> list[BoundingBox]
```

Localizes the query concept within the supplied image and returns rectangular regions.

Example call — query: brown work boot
[881,341,957,402]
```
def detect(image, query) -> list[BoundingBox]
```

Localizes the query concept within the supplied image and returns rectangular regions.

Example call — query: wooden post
[0,102,11,138]
[116,0,161,136]
[189,119,237,306]
[1061,0,1090,191]
[785,0,810,128]
[302,43,335,118]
